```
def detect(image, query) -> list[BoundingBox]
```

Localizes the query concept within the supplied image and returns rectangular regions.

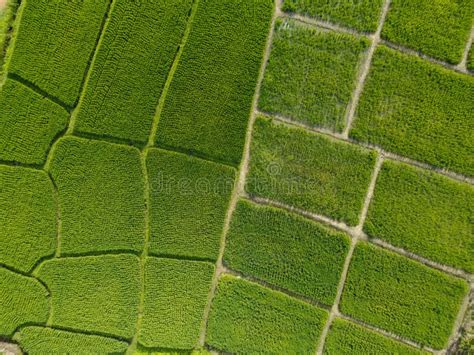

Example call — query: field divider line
[342,0,390,138]
[146,0,200,148]
[316,154,384,355]
[261,111,474,185]
[457,26,473,71]
[127,148,151,354]
[197,0,281,347]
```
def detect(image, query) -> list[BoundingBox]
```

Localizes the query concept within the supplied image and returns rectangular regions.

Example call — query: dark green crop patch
[282,0,384,33]
[0,267,49,336]
[324,318,427,354]
[155,0,274,166]
[146,148,235,261]
[0,79,68,165]
[75,0,193,143]
[0,166,56,273]
[13,326,129,355]
[206,275,328,353]
[350,45,474,177]
[382,0,474,64]
[48,137,145,255]
[340,242,469,349]
[365,160,474,273]
[5,0,109,106]
[246,116,377,225]
[37,254,141,339]
[259,19,369,131]
[224,199,350,305]
[139,257,214,349]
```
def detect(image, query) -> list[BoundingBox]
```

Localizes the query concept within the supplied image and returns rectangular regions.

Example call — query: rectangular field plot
[324,318,427,355]
[206,275,328,353]
[382,0,474,64]
[37,254,141,339]
[224,199,350,305]
[0,79,68,165]
[0,267,49,337]
[0,166,56,273]
[146,148,235,261]
[139,258,214,349]
[365,160,474,273]
[259,19,369,131]
[350,45,474,177]
[6,0,109,106]
[74,0,193,143]
[48,137,145,255]
[340,242,468,349]
[13,326,128,355]
[282,0,384,33]
[155,0,274,166]
[246,116,377,225]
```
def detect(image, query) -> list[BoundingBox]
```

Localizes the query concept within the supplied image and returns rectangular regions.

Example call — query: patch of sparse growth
[259,18,370,131]
[365,160,474,273]
[224,199,350,305]
[155,0,274,166]
[206,275,328,353]
[246,116,377,225]
[340,242,469,349]
[350,45,474,177]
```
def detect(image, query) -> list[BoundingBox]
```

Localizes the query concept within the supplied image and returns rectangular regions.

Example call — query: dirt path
[0,0,7,12]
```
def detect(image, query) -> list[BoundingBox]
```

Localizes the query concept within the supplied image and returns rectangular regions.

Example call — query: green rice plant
[155,0,274,166]
[259,19,369,131]
[5,0,109,106]
[382,0,474,64]
[350,45,474,177]
[74,0,193,143]
[224,199,350,305]
[365,160,474,273]
[37,254,141,339]
[246,116,377,225]
[324,318,428,354]
[469,46,474,72]
[0,166,56,273]
[0,267,49,336]
[146,148,235,260]
[0,0,18,75]
[13,326,129,355]
[139,257,214,349]
[134,347,210,355]
[0,79,68,165]
[282,0,384,32]
[206,275,328,353]
[48,137,145,255]
[340,242,469,349]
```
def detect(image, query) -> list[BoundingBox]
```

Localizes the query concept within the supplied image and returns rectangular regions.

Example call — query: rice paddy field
[0,0,473,354]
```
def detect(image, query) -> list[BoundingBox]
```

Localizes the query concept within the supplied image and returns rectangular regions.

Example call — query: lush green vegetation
[140,257,214,349]
[0,79,68,165]
[13,326,129,355]
[0,0,17,74]
[282,0,384,32]
[259,19,369,131]
[37,254,140,339]
[146,148,235,260]
[324,318,427,354]
[469,46,474,72]
[155,0,274,166]
[0,267,49,336]
[365,160,474,273]
[382,0,474,64]
[5,0,109,106]
[340,242,469,349]
[351,46,474,177]
[48,137,145,255]
[206,275,328,353]
[224,199,350,305]
[0,166,56,273]
[247,116,377,225]
[75,0,193,143]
